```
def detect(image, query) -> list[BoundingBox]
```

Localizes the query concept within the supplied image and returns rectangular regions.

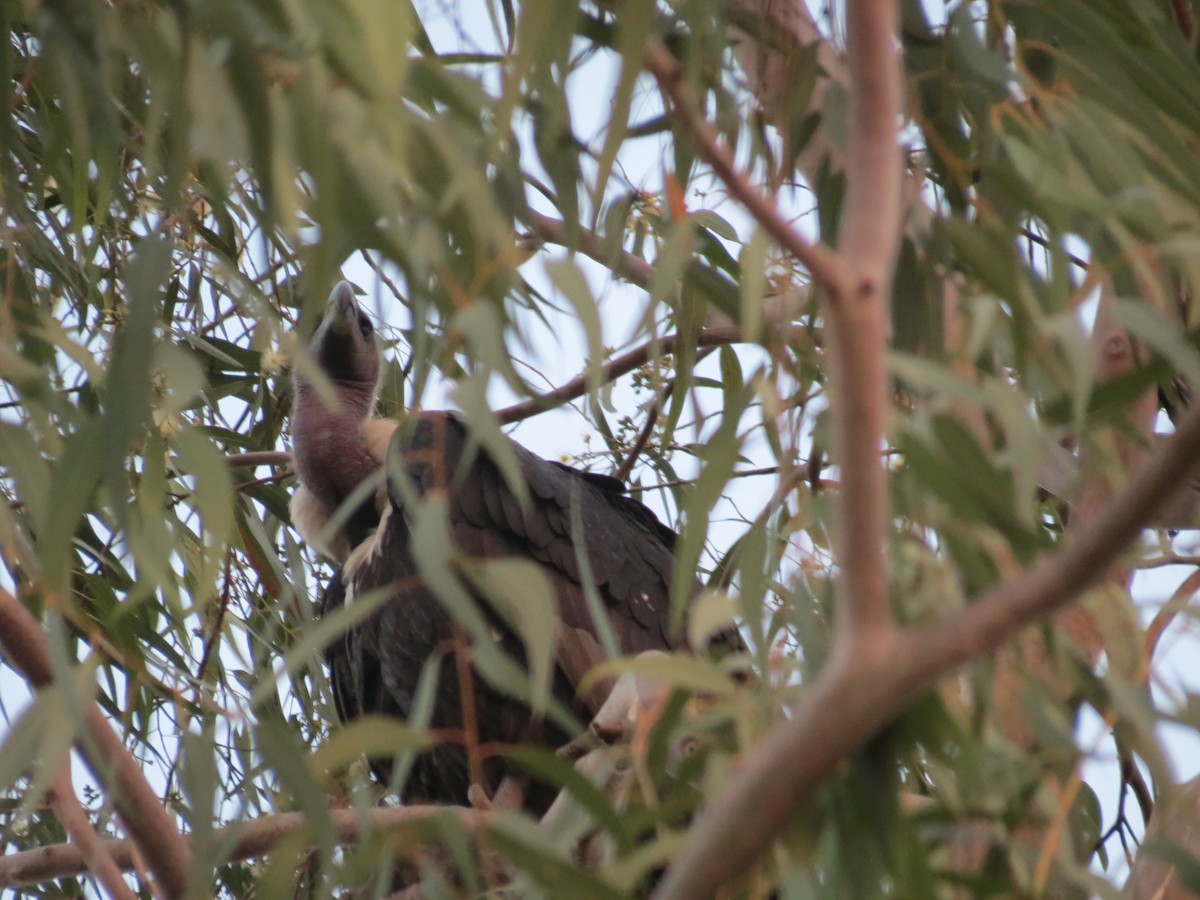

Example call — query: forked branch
[655,373,1200,899]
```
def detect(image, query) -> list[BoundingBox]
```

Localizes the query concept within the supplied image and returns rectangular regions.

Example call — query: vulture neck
[292,379,380,512]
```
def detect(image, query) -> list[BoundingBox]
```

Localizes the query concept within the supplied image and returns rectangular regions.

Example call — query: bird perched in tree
[290,282,396,563]
[290,282,714,812]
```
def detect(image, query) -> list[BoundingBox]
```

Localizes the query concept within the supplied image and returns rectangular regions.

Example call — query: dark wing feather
[394,413,690,665]
[320,569,400,785]
[320,570,358,725]
[331,411,702,808]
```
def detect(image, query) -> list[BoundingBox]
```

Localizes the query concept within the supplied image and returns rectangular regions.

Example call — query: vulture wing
[334,412,696,808]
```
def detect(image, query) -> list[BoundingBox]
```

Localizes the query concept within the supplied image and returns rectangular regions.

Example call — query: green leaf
[408,494,580,737]
[582,652,736,698]
[311,716,433,775]
[588,0,654,229]
[0,683,75,801]
[738,229,770,341]
[545,259,605,413]
[462,557,559,715]
[173,425,236,562]
[249,582,394,712]
[687,589,738,650]
[1109,297,1200,390]
[451,376,530,508]
[487,812,625,900]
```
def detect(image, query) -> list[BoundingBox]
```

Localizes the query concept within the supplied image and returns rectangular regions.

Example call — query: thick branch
[838,0,903,284]
[0,806,485,889]
[823,0,903,636]
[655,377,1200,899]
[44,761,136,900]
[901,399,1200,679]
[0,589,193,898]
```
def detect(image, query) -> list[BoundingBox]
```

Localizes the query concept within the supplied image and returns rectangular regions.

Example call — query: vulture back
[325,412,699,810]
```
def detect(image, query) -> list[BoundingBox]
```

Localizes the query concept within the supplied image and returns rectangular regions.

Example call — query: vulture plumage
[291,282,705,812]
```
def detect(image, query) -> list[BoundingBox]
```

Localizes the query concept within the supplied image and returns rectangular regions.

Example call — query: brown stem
[225,450,293,468]
[0,588,193,898]
[613,347,716,482]
[0,806,486,890]
[643,39,852,300]
[826,0,903,636]
[654,350,1200,899]
[523,209,657,292]
[1144,567,1200,670]
[44,761,136,900]
[495,324,761,424]
[614,394,663,484]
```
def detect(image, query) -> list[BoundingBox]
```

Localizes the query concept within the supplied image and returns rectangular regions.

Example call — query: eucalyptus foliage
[0,0,1199,897]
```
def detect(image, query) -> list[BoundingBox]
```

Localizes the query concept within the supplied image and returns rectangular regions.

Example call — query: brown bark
[655,376,1200,899]
[0,806,485,890]
[0,588,193,898]
[43,761,136,900]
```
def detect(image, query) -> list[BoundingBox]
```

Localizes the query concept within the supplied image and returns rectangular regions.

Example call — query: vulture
[291,282,710,812]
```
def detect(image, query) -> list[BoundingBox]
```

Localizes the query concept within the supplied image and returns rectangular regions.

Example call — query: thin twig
[495,324,757,424]
[234,470,293,492]
[1143,567,1200,669]
[1126,756,1155,825]
[362,250,409,306]
[225,450,293,468]
[627,466,787,493]
[613,347,716,482]
[0,588,193,898]
[1019,227,1090,270]
[614,395,664,484]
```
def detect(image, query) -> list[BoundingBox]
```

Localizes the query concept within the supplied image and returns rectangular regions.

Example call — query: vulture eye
[357,313,373,340]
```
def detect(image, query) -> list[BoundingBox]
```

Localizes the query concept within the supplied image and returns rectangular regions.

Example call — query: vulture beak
[307,281,378,388]
[317,280,361,339]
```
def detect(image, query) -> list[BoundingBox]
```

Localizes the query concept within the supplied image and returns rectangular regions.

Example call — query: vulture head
[295,281,380,412]
[290,281,396,561]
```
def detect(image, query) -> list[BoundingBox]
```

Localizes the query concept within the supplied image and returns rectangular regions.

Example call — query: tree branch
[643,39,852,300]
[0,588,193,898]
[44,761,136,900]
[496,323,767,424]
[0,805,485,890]
[522,208,658,292]
[653,318,1200,900]
[613,347,716,482]
[823,0,903,636]
[225,450,293,468]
